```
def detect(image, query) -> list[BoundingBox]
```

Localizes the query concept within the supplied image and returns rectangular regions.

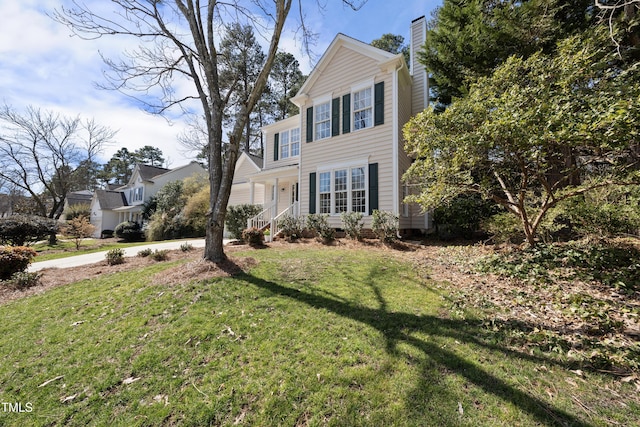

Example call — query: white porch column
[249,181,255,205]
[273,178,279,209]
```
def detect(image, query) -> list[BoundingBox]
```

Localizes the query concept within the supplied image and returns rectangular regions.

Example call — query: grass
[0,245,638,426]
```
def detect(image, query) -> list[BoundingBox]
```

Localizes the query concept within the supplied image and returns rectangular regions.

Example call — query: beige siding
[299,46,396,229]
[263,115,301,171]
[411,17,428,115]
[233,157,260,184]
[228,183,264,207]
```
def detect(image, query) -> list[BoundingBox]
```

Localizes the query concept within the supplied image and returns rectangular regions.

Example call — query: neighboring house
[60,190,94,220]
[90,161,207,237]
[235,17,432,238]
[0,194,14,218]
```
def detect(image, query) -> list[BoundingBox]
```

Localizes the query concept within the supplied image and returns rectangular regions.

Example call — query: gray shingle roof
[95,190,128,209]
[137,164,170,181]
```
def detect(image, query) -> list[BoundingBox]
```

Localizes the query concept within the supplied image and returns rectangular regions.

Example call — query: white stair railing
[270,201,300,242]
[247,204,275,230]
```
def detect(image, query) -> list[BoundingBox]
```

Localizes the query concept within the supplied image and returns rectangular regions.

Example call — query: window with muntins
[280,130,290,159]
[315,102,331,140]
[317,166,367,214]
[353,87,372,130]
[319,172,331,214]
[290,128,300,156]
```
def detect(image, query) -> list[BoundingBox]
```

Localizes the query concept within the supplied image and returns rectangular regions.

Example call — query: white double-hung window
[290,128,300,156]
[314,101,331,140]
[280,130,290,159]
[353,87,372,130]
[317,165,367,214]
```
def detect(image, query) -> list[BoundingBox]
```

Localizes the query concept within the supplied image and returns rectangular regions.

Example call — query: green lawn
[0,246,637,426]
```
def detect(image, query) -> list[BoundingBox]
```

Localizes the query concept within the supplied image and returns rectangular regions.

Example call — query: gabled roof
[244,152,263,169]
[95,190,128,210]
[137,164,171,181]
[66,190,93,207]
[291,33,403,106]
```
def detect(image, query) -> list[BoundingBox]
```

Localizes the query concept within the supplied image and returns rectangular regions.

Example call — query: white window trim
[352,84,373,132]
[316,162,369,215]
[313,95,333,141]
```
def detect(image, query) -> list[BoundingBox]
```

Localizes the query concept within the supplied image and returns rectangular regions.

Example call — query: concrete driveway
[28,239,232,272]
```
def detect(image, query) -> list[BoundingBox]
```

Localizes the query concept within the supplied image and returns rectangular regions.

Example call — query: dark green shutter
[374,82,384,126]
[309,172,317,214]
[368,163,378,215]
[342,94,351,134]
[331,97,340,137]
[273,133,279,161]
[306,107,314,142]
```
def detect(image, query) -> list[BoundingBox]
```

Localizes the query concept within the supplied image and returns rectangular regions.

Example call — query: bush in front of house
[372,210,399,242]
[242,227,264,247]
[0,246,37,280]
[278,214,304,241]
[306,213,335,243]
[226,204,263,239]
[0,214,58,246]
[114,221,145,242]
[341,212,364,240]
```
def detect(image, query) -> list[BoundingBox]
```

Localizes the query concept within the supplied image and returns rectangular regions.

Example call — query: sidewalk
[28,239,227,272]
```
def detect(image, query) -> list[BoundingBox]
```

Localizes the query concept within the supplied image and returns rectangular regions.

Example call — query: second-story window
[353,87,372,130]
[290,128,300,156]
[280,130,290,159]
[315,101,331,140]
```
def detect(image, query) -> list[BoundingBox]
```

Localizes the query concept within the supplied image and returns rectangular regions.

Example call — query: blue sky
[0,0,440,166]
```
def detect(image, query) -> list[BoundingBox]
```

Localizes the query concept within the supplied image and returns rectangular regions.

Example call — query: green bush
[150,249,169,261]
[0,246,37,280]
[4,272,41,290]
[180,242,194,252]
[0,215,58,246]
[242,227,264,246]
[340,212,363,240]
[114,221,145,242]
[306,214,335,243]
[63,203,91,221]
[483,212,524,244]
[105,248,125,265]
[137,248,152,257]
[433,194,498,239]
[278,214,304,241]
[372,210,399,242]
[226,204,262,239]
[557,186,640,239]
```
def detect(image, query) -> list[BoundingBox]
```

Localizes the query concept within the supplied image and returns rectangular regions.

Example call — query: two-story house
[89,162,207,237]
[238,17,431,238]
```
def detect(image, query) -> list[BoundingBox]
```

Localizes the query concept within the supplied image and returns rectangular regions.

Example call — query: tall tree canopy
[55,0,367,262]
[269,51,306,121]
[420,0,595,109]
[371,33,409,64]
[404,28,640,246]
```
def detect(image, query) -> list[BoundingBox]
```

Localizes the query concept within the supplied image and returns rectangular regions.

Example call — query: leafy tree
[269,52,306,121]
[0,105,114,221]
[420,0,595,108]
[135,145,165,167]
[219,23,267,154]
[371,33,409,64]
[404,29,640,246]
[101,147,137,186]
[55,0,368,263]
[62,216,96,250]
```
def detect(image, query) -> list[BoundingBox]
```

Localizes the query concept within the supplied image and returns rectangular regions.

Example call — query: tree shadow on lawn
[236,271,594,426]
